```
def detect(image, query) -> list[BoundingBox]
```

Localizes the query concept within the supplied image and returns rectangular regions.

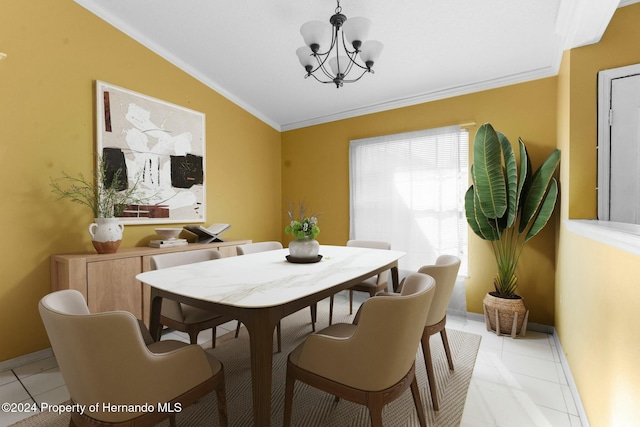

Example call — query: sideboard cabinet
[50,240,251,324]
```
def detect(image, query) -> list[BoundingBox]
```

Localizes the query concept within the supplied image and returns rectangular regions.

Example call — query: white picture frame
[96,81,206,225]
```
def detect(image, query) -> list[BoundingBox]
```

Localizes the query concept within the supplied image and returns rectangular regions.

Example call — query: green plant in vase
[465,123,560,336]
[50,156,146,253]
[285,201,321,260]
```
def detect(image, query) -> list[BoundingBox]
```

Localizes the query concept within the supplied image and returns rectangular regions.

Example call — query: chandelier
[296,0,383,88]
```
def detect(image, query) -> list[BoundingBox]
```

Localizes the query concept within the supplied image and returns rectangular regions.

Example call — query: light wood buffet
[50,239,251,325]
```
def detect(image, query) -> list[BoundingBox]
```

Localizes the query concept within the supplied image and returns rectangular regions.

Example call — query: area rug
[11,300,481,426]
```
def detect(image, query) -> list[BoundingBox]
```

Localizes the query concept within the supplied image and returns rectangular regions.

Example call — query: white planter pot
[88,217,124,254]
[288,237,320,260]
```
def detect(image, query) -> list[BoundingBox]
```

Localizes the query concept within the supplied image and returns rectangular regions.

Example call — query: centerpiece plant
[464,123,560,335]
[285,201,320,240]
[285,201,321,261]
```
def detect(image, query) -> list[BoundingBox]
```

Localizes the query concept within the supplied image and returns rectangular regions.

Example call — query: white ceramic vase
[288,237,320,259]
[88,217,124,254]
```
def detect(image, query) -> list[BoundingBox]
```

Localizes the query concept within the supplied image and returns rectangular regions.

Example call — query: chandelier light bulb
[342,17,372,50]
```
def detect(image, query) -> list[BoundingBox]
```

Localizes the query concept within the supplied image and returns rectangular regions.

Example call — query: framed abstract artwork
[96,81,206,225]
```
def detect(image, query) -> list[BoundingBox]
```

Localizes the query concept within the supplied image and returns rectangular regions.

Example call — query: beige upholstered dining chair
[416,254,461,410]
[150,249,229,348]
[235,241,315,352]
[39,289,228,427]
[328,240,391,324]
[284,273,436,427]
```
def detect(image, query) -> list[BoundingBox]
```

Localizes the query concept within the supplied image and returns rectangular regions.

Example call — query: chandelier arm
[340,33,371,73]
[339,68,370,84]
[307,72,340,85]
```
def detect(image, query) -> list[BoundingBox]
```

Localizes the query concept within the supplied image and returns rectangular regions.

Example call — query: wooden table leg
[391,265,400,292]
[243,308,279,426]
[149,291,163,342]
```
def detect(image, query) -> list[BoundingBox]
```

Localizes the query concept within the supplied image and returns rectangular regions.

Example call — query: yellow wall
[0,0,281,361]
[5,2,640,423]
[282,78,559,325]
[556,4,640,425]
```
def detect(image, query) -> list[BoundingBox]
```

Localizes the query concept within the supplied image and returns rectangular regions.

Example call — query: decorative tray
[286,255,323,264]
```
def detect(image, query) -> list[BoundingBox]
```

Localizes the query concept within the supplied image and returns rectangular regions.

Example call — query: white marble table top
[136,245,405,308]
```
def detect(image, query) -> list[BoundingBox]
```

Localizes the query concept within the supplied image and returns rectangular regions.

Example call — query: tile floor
[0,292,585,427]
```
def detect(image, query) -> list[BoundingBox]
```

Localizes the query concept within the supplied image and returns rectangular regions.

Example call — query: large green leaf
[524,178,558,243]
[498,131,518,228]
[473,123,506,219]
[516,138,529,224]
[465,185,498,240]
[520,149,561,233]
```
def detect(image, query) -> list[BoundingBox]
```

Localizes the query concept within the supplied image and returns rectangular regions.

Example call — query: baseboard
[552,330,590,427]
[0,347,53,373]
[464,311,589,426]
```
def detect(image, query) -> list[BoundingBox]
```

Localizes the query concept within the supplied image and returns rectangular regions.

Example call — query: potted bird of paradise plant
[465,123,560,337]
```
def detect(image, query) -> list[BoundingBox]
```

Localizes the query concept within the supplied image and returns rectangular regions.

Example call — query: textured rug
[11,300,481,426]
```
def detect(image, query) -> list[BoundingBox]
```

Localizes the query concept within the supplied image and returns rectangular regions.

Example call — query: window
[349,125,469,275]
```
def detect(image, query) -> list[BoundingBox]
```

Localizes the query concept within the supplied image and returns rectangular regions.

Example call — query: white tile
[12,357,58,379]
[538,406,572,427]
[569,414,583,426]
[0,379,30,403]
[0,397,41,426]
[503,334,556,362]
[501,350,560,383]
[20,367,65,397]
[33,384,70,406]
[562,384,579,416]
[555,361,569,385]
[0,370,16,387]
[512,372,567,412]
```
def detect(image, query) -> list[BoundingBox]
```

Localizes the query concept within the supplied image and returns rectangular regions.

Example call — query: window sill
[564,219,640,256]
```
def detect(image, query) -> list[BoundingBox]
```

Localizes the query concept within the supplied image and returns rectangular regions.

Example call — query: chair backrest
[236,241,283,255]
[38,290,212,422]
[417,254,461,326]
[301,273,435,391]
[150,248,222,270]
[150,249,223,321]
[346,240,391,285]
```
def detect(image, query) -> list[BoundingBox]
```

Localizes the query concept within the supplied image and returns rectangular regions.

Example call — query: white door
[598,64,640,224]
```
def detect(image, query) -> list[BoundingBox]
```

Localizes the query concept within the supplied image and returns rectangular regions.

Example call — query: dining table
[136,244,405,426]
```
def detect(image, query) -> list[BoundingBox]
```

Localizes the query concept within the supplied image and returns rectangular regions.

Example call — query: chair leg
[310,304,316,332]
[188,330,199,345]
[421,331,439,410]
[410,375,427,427]
[216,378,228,427]
[367,394,384,427]
[283,365,295,427]
[440,328,455,370]
[276,322,282,353]
[349,290,354,315]
[329,295,334,325]
[235,322,241,338]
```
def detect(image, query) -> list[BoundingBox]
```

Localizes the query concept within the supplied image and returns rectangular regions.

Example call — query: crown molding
[281,65,559,131]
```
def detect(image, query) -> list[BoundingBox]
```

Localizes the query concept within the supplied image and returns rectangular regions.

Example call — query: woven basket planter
[483,292,529,338]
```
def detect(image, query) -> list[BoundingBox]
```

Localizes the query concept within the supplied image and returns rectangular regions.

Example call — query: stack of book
[148,238,188,248]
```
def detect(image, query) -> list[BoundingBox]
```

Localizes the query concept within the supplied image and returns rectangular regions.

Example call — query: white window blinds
[349,125,469,274]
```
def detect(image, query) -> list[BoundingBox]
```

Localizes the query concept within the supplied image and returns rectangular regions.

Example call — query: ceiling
[75,0,630,131]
